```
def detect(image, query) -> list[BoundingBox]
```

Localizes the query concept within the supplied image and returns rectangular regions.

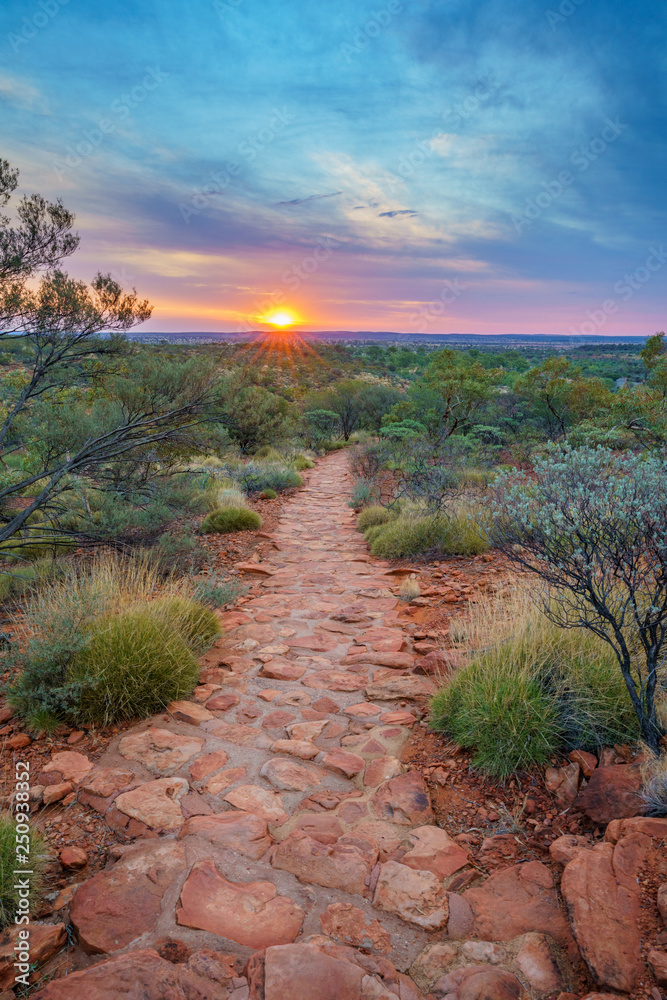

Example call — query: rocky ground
[0,451,666,999]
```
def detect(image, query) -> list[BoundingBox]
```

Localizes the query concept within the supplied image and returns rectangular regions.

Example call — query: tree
[0,160,222,552]
[222,382,291,453]
[490,447,667,752]
[640,331,666,371]
[515,357,612,438]
[422,350,502,442]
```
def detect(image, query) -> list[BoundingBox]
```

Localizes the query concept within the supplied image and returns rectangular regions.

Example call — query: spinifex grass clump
[356,505,391,532]
[430,587,638,777]
[366,508,489,559]
[201,507,262,533]
[0,812,47,928]
[6,556,220,730]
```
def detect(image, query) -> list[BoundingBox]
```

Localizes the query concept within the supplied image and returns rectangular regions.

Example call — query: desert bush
[367,510,488,559]
[357,505,391,531]
[399,576,421,602]
[641,753,667,816]
[151,531,211,574]
[0,812,47,927]
[228,462,302,494]
[261,488,277,499]
[431,588,638,777]
[253,445,283,460]
[292,455,315,471]
[193,572,247,608]
[321,439,346,451]
[349,478,380,509]
[0,557,62,600]
[201,507,262,533]
[5,556,220,729]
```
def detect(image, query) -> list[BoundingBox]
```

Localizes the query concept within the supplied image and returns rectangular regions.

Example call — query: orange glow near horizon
[260,309,299,328]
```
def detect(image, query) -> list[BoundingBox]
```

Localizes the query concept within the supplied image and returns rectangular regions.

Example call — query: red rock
[5,733,31,749]
[203,766,247,793]
[380,710,417,725]
[363,756,403,786]
[60,846,88,869]
[433,965,524,1000]
[287,634,338,651]
[366,675,435,701]
[343,651,414,669]
[118,727,204,774]
[312,696,339,713]
[261,710,297,729]
[603,815,667,843]
[209,720,259,746]
[219,610,253,628]
[81,768,135,799]
[289,814,346,844]
[574,765,644,824]
[179,811,272,859]
[259,660,306,680]
[235,562,274,575]
[344,702,381,718]
[549,835,591,865]
[260,758,324,791]
[401,825,469,879]
[648,949,667,987]
[31,948,218,999]
[188,749,230,781]
[371,770,434,826]
[320,902,391,955]
[115,777,188,830]
[0,923,66,990]
[544,762,580,809]
[515,933,562,994]
[43,781,73,805]
[321,749,365,777]
[67,730,85,744]
[569,748,597,777]
[658,883,667,924]
[176,859,304,948]
[271,738,319,759]
[224,784,289,824]
[560,839,645,992]
[70,842,185,954]
[271,832,375,895]
[166,700,214,725]
[373,860,449,930]
[206,692,240,711]
[463,861,572,946]
[302,671,368,692]
[414,650,460,676]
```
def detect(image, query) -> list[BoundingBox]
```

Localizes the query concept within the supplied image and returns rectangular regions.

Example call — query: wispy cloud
[275,191,343,207]
[379,209,418,218]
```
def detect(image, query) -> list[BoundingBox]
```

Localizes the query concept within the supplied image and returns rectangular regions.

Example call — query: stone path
[23,453,667,999]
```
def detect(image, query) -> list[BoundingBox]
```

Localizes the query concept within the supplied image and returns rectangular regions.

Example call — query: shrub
[193,572,248,608]
[399,576,421,602]
[253,445,283,460]
[228,462,302,494]
[641,753,667,816]
[292,455,315,471]
[321,439,345,451]
[0,812,47,927]
[0,557,62,600]
[152,531,211,574]
[430,589,638,777]
[348,478,380,509]
[6,557,220,729]
[367,511,489,559]
[261,488,277,499]
[357,505,391,532]
[201,507,262,533]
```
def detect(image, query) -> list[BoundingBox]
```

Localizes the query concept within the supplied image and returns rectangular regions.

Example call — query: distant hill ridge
[128,330,649,346]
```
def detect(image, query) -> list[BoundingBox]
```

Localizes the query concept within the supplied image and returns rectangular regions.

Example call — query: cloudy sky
[1,0,665,335]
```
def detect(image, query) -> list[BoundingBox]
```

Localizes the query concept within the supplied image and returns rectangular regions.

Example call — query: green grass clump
[0,812,47,927]
[261,488,277,499]
[201,507,262,533]
[6,556,220,729]
[357,505,391,532]
[430,590,638,777]
[367,512,489,559]
[292,455,315,471]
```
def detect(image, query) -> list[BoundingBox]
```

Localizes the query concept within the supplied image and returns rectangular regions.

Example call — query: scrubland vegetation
[1,155,666,791]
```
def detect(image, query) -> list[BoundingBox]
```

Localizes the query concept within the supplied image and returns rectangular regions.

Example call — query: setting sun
[262,310,298,328]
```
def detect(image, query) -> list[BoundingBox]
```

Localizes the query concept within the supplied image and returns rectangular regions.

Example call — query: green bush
[292,455,315,470]
[152,531,211,574]
[321,439,345,451]
[193,573,247,608]
[253,445,283,460]
[430,592,638,777]
[261,488,277,499]
[357,505,391,532]
[349,477,380,508]
[6,557,221,729]
[367,512,489,559]
[0,812,47,928]
[201,507,262,533]
[227,462,302,494]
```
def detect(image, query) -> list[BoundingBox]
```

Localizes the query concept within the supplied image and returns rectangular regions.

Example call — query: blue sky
[1,0,665,334]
